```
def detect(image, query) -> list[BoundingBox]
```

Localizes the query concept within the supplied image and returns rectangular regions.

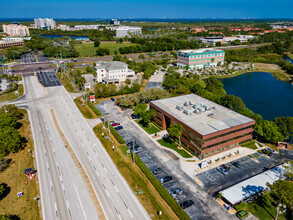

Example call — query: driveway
[145,70,165,90]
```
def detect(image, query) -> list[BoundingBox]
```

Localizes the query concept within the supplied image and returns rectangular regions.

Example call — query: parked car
[111,98,115,101]
[111,123,120,127]
[180,200,194,209]
[231,161,241,168]
[151,167,163,175]
[160,176,172,183]
[170,188,183,197]
[131,114,140,119]
[132,147,143,153]
[236,210,249,219]
[114,125,123,131]
[127,140,136,147]
[217,167,228,175]
[109,121,115,125]
[222,164,231,171]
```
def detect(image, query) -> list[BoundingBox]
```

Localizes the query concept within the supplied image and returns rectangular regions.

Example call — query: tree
[119,38,123,44]
[267,180,293,209]
[167,124,183,140]
[138,54,145,60]
[0,127,22,158]
[0,114,17,129]
[94,40,100,47]
[133,103,147,116]
[211,58,215,63]
[215,42,222,47]
[140,109,156,127]
[125,79,131,85]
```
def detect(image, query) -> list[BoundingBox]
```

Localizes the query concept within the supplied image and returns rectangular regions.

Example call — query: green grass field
[158,138,193,158]
[76,42,137,57]
[135,120,160,134]
[241,140,257,150]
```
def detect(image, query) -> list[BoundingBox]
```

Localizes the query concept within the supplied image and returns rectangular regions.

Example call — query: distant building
[2,24,30,37]
[73,25,99,30]
[110,19,120,25]
[0,37,25,49]
[150,94,255,159]
[177,48,225,70]
[95,61,135,84]
[34,18,56,29]
[57,24,70,31]
[189,27,207,33]
[115,26,142,38]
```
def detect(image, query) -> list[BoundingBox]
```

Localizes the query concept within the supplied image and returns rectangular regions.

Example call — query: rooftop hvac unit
[203,105,210,110]
[176,105,183,110]
[194,109,200,114]
[184,101,189,106]
[196,101,202,107]
[183,109,192,115]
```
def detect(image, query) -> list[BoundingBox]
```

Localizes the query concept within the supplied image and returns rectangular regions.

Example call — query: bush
[105,121,125,144]
[88,102,101,116]
[134,154,191,220]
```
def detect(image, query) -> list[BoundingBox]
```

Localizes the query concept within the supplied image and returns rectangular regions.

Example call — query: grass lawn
[56,72,76,93]
[241,140,257,150]
[157,138,193,158]
[93,124,179,220]
[0,109,40,219]
[135,119,160,134]
[76,42,137,57]
[0,84,24,103]
[74,96,99,119]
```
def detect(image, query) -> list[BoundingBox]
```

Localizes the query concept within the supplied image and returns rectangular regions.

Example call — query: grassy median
[74,96,99,119]
[56,72,76,93]
[0,109,40,219]
[93,124,179,220]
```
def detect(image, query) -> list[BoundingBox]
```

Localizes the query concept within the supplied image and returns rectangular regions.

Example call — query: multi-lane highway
[47,80,150,220]
[15,75,99,220]
[11,72,149,219]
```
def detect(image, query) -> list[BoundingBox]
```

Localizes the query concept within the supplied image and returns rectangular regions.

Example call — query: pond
[37,34,89,40]
[220,72,293,121]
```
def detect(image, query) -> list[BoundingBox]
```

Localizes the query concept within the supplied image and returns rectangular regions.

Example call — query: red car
[111,123,120,127]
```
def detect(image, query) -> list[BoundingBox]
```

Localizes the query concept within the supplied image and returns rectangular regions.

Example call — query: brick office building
[150,94,255,159]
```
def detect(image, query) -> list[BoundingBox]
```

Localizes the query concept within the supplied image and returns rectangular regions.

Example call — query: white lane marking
[73,182,87,220]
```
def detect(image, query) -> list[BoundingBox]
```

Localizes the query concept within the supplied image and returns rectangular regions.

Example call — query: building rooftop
[178,48,225,55]
[220,164,287,205]
[150,94,254,136]
[95,61,128,71]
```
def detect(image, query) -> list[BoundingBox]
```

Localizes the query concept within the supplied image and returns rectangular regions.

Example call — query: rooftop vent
[183,109,193,115]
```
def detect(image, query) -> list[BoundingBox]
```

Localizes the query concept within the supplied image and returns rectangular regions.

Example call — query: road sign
[90,95,95,103]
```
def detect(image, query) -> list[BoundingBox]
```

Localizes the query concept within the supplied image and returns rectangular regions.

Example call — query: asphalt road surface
[37,54,50,63]
[11,76,99,220]
[46,86,150,220]
[36,71,62,87]
[19,53,36,64]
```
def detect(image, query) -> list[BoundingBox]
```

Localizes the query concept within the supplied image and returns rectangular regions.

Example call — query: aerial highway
[10,72,149,219]
[12,76,99,220]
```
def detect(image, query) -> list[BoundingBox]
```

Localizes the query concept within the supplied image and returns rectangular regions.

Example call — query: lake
[220,72,293,121]
[38,34,89,40]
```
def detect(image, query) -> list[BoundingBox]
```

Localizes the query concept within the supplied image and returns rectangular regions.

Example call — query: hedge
[88,102,101,116]
[105,121,125,144]
[134,153,191,220]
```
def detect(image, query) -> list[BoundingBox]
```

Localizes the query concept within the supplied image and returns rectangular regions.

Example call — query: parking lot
[97,100,235,220]
[196,152,288,194]
[36,71,61,87]
[37,54,50,63]
[19,53,36,64]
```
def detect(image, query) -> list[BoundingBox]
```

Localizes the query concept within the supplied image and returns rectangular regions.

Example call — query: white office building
[115,26,142,38]
[110,19,120,25]
[34,18,56,29]
[95,61,135,84]
[74,25,99,30]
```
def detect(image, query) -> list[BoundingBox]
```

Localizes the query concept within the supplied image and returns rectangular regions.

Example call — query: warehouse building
[177,48,225,70]
[150,94,255,159]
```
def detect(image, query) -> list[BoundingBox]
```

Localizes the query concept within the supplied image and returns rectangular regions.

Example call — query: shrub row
[0,83,18,95]
[105,121,125,144]
[134,153,191,220]
[88,102,101,116]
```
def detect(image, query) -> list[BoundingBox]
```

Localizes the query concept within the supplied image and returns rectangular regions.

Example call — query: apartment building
[2,24,30,37]
[34,18,56,29]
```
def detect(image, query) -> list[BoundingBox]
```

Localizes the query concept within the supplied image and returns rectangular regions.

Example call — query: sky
[1,0,293,19]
